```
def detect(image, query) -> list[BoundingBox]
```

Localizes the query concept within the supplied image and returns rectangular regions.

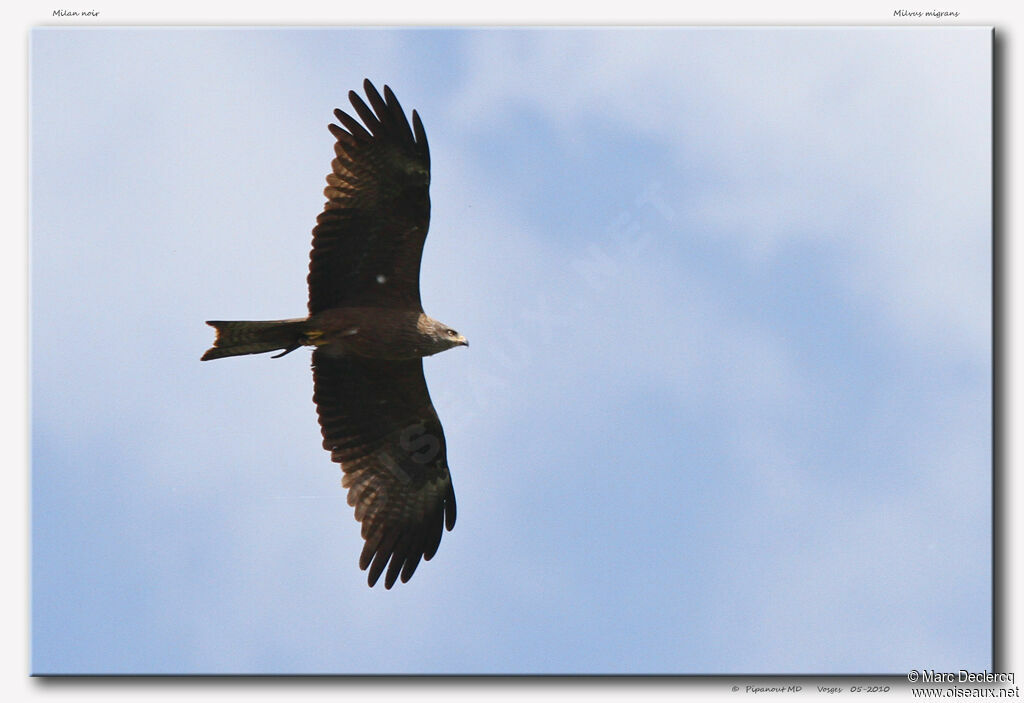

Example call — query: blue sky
[30,27,991,674]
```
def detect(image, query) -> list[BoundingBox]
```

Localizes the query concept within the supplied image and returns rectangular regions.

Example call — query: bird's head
[440,326,469,350]
[424,317,468,354]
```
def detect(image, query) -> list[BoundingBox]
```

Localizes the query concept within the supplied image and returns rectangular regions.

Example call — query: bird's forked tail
[201,319,307,361]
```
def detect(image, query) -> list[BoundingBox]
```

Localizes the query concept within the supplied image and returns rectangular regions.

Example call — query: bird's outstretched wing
[312,350,456,588]
[308,79,431,314]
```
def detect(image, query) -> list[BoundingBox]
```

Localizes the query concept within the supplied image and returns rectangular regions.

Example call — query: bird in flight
[202,80,466,589]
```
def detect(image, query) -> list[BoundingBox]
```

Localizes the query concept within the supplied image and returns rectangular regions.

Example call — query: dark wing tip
[358,534,379,571]
[329,84,425,159]
[366,546,391,588]
[356,502,450,588]
[411,110,426,143]
[367,570,382,588]
[333,108,371,141]
[445,483,457,531]
[350,95,378,134]
[400,552,423,583]
[411,110,429,165]
[382,85,414,141]
[363,80,387,113]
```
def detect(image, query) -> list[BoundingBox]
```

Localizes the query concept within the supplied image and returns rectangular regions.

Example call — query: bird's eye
[447,329,456,337]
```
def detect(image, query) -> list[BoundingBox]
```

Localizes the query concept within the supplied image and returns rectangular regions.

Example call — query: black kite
[202,80,466,589]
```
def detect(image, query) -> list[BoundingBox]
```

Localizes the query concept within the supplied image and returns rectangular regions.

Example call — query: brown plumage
[202,80,467,588]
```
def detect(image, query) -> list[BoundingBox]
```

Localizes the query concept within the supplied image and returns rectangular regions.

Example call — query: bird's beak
[457,336,469,347]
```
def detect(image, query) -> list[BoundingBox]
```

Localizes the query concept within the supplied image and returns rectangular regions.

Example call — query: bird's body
[310,308,467,360]
[203,309,465,362]
[202,80,465,589]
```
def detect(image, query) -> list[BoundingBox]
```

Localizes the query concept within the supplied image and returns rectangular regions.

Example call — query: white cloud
[445,28,991,360]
